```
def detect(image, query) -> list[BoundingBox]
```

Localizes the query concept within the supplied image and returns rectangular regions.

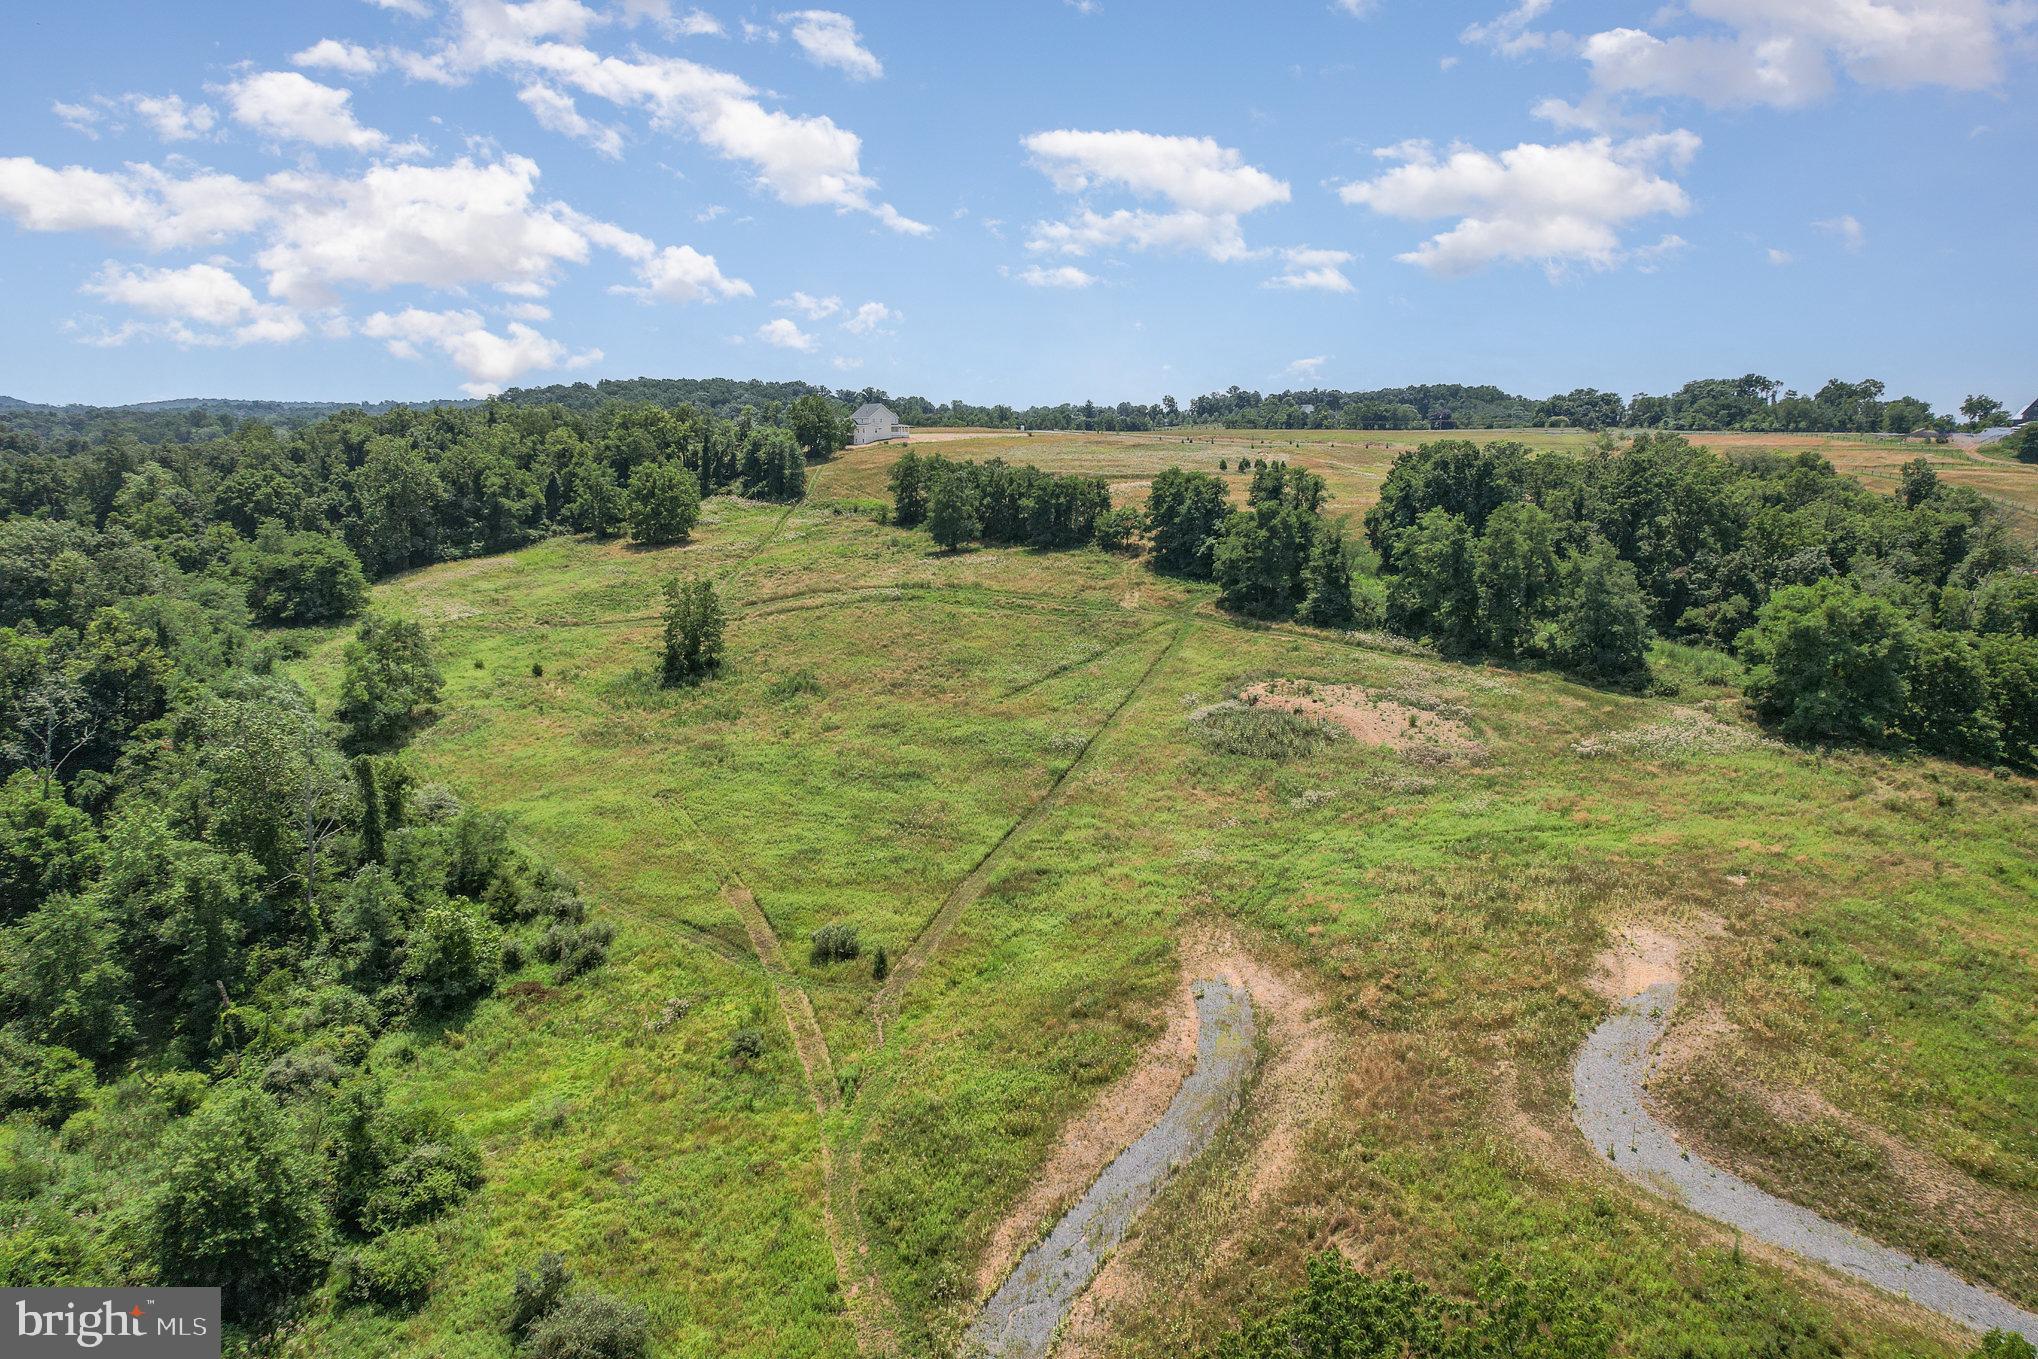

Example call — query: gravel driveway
[1574,979,2038,1342]
[964,978,1256,1359]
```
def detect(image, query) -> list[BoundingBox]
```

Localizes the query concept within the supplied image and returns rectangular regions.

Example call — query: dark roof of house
[852,403,896,422]
[2018,397,2038,424]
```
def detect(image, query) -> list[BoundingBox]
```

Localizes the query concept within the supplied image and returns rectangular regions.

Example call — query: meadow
[279,438,2038,1358]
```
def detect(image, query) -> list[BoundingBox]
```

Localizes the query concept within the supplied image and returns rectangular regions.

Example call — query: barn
[851,403,909,446]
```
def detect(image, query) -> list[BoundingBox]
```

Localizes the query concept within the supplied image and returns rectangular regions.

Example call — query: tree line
[0,394,848,638]
[0,408,652,1333]
[1360,434,2036,765]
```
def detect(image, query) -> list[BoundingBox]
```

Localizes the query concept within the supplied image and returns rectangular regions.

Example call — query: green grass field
[278,447,2038,1358]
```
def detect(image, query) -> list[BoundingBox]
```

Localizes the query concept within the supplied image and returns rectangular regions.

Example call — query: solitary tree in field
[626,461,702,545]
[660,578,725,686]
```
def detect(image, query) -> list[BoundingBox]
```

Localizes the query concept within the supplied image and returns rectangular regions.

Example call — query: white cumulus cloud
[1023,129,1289,263]
[1266,245,1354,293]
[781,10,882,79]
[840,299,893,334]
[1340,131,1699,277]
[360,306,601,395]
[627,243,753,302]
[224,71,393,153]
[292,39,384,76]
[518,83,625,157]
[757,316,817,350]
[1012,264,1098,288]
[82,261,307,346]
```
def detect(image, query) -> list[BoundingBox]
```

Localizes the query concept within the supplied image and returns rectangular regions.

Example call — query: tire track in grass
[996,619,1172,701]
[871,612,1191,1047]
[658,795,900,1355]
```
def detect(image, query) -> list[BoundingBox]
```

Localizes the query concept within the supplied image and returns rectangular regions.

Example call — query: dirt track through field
[1573,935,2038,1342]
[658,795,898,1354]
[871,613,1191,1046]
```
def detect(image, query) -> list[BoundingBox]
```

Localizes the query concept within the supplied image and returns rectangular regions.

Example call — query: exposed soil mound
[1238,680,1475,756]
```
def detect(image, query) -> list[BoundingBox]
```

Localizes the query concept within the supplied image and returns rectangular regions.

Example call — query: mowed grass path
[283,456,2035,1357]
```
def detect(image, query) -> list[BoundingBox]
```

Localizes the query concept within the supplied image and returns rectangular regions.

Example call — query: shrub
[1742,579,1915,742]
[525,1290,650,1359]
[809,923,861,965]
[510,1252,573,1345]
[402,901,502,1013]
[344,1228,438,1310]
[1093,505,1144,552]
[335,614,443,754]
[725,1026,767,1071]
[539,921,615,982]
[0,1034,95,1126]
[872,946,889,981]
[151,1086,332,1320]
[360,1109,484,1233]
[1211,1251,1609,1359]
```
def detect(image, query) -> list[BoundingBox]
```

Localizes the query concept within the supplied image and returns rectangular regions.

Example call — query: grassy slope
[279,448,2037,1357]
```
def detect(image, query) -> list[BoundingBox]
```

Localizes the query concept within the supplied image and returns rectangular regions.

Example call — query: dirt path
[660,798,897,1354]
[1573,933,2038,1342]
[871,615,1190,1045]
[963,976,1257,1359]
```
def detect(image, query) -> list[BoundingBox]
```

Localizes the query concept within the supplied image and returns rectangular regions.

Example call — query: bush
[539,921,615,982]
[344,1228,438,1310]
[510,1251,573,1345]
[151,1085,332,1320]
[525,1290,650,1359]
[1093,505,1144,552]
[0,1034,96,1126]
[402,901,502,1013]
[809,923,861,965]
[1211,1251,1609,1359]
[725,1026,767,1071]
[359,1109,484,1233]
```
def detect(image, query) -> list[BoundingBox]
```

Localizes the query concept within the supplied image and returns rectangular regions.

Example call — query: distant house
[2015,397,2038,427]
[851,403,908,446]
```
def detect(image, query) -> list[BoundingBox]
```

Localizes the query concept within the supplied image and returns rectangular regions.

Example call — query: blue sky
[1,0,2032,411]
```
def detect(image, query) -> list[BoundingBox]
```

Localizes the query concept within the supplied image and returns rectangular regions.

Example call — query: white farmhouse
[851,402,909,446]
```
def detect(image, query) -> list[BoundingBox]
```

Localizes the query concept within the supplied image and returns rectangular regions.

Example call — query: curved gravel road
[964,978,1256,1359]
[1574,979,2038,1342]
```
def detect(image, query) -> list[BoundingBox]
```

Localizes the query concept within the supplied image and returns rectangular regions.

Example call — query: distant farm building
[2016,397,2038,426]
[852,403,909,445]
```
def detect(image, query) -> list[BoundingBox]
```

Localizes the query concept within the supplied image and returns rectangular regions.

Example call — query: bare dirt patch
[1239,680,1474,755]
[1589,924,1686,1003]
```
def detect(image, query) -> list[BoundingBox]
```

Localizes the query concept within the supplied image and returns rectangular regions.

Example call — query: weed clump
[810,923,862,965]
[1189,700,1340,760]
